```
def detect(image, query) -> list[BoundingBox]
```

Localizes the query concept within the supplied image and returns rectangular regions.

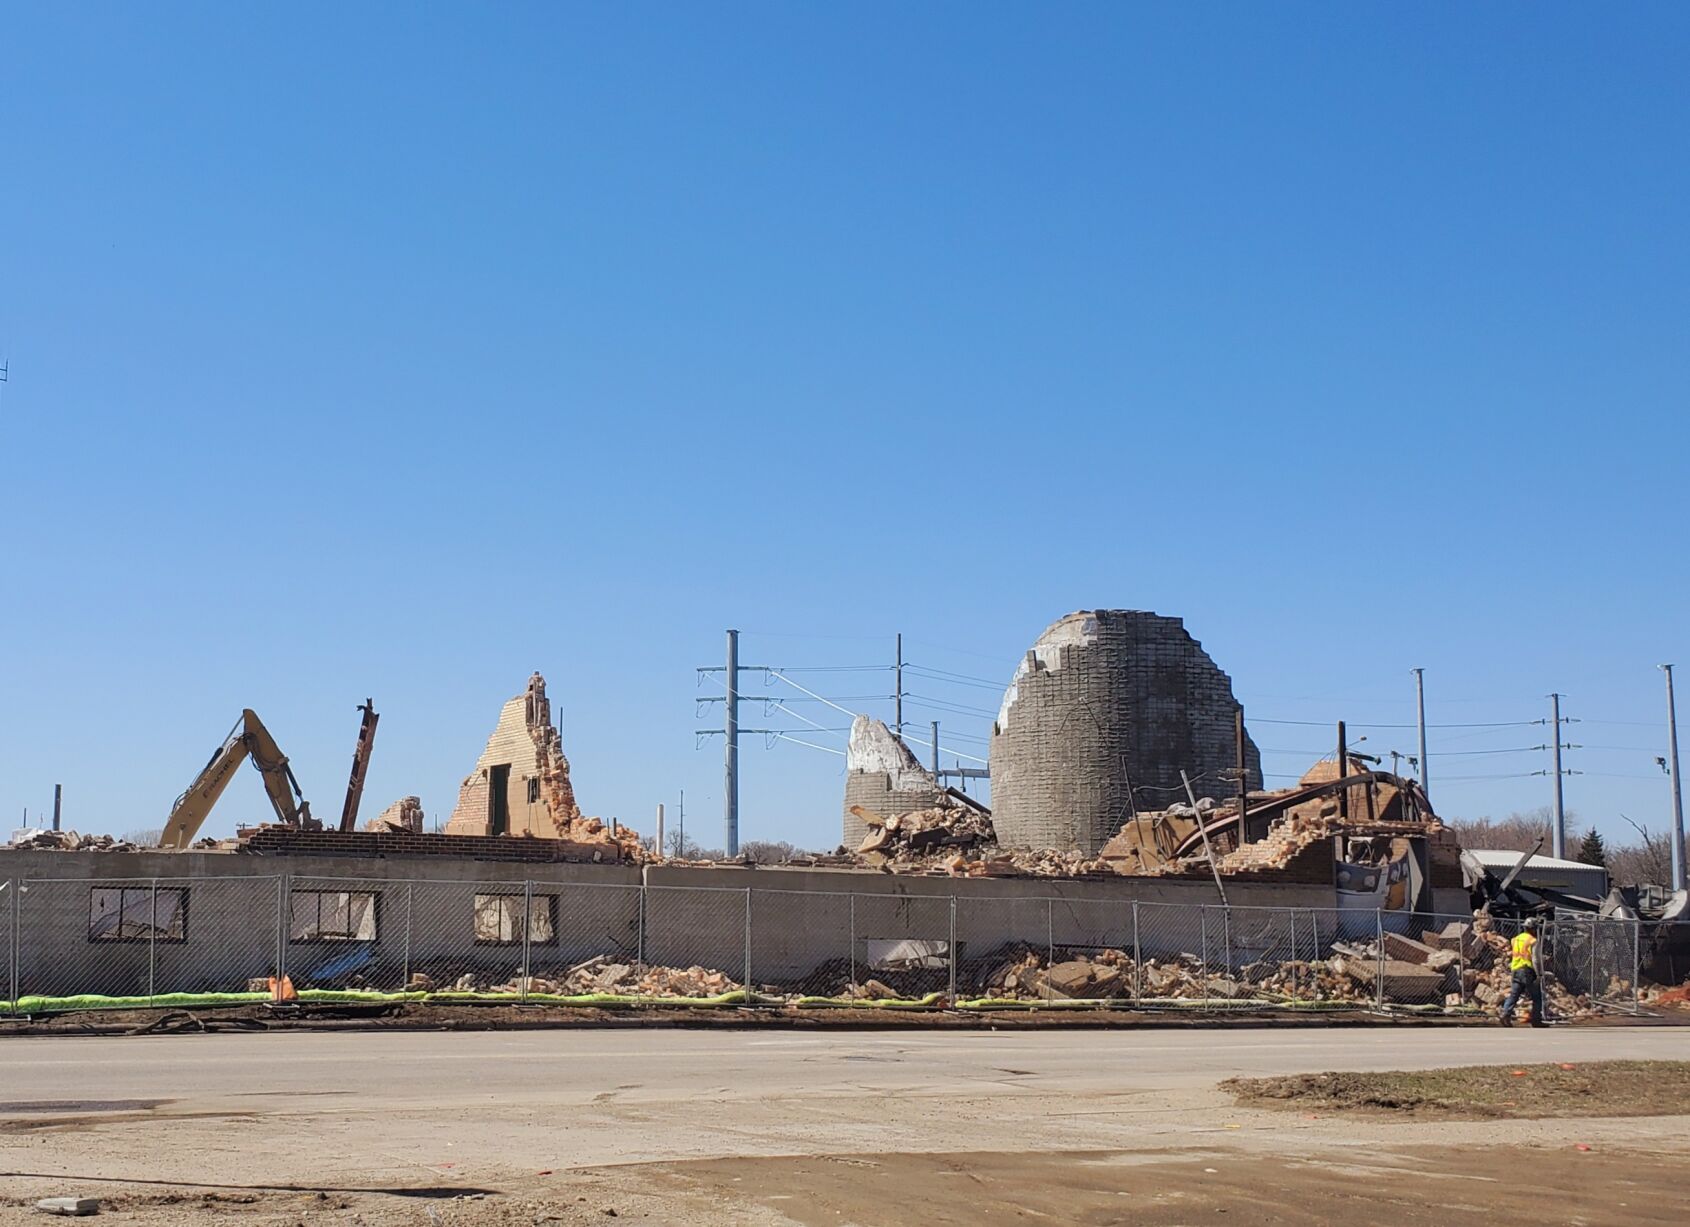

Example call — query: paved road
[2,1027,1687,1193]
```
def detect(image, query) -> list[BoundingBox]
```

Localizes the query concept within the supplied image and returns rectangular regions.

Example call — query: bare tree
[119,828,163,848]
[1608,814,1675,887]
[1446,807,1557,853]
[664,829,723,860]
[739,840,807,865]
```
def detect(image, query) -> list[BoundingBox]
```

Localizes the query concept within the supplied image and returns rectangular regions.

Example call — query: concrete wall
[4,848,1398,1000]
[0,848,639,999]
[990,610,1262,855]
[644,862,1337,985]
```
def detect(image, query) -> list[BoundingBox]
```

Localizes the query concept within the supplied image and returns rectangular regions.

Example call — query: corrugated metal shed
[1467,849,1609,899]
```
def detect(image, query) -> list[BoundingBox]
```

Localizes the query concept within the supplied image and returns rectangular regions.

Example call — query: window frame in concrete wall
[289,888,380,944]
[472,891,557,947]
[88,886,189,944]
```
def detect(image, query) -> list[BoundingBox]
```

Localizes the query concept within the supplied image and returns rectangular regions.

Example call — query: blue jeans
[1500,967,1544,1024]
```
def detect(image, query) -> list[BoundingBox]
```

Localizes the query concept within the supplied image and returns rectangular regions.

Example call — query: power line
[904,692,998,717]
[764,668,861,718]
[774,733,847,757]
[904,664,1005,690]
[895,725,988,766]
[1250,717,1546,730]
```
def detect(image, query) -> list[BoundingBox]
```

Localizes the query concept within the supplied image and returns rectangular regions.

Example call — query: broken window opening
[527,777,541,805]
[473,893,556,946]
[88,887,188,943]
[290,890,379,943]
[489,764,511,836]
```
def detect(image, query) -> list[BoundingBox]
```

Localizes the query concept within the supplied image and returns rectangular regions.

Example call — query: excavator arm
[160,709,312,849]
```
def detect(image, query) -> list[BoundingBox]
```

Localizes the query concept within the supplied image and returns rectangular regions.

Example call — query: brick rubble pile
[414,955,739,998]
[9,830,140,852]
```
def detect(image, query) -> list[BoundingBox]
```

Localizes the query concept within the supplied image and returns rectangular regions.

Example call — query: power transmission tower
[1544,693,1580,860]
[694,629,775,857]
[894,632,905,744]
[1412,667,1429,794]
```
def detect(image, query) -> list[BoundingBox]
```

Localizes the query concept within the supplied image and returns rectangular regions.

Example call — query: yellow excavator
[160,710,317,849]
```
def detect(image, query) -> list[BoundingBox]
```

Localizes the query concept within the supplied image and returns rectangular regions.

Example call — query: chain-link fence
[0,874,1648,1018]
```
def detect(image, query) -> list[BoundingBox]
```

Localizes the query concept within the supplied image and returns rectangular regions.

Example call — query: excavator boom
[160,709,310,849]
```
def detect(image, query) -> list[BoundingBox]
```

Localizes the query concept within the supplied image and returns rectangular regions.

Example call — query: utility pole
[694,631,775,858]
[1412,667,1428,795]
[1549,692,1566,860]
[1336,721,1349,820]
[1662,665,1687,892]
[725,628,738,854]
[678,789,685,858]
[894,632,904,744]
[52,784,62,832]
[930,720,939,777]
[1234,707,1249,843]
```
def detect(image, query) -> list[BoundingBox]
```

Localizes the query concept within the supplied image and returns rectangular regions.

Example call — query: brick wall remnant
[445,673,644,860]
[366,796,425,834]
[989,610,1262,856]
[841,715,952,848]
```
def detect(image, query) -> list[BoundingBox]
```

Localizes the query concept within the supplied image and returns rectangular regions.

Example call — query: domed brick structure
[989,610,1261,854]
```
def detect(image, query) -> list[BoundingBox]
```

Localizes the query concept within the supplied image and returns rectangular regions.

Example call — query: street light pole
[1662,665,1686,892]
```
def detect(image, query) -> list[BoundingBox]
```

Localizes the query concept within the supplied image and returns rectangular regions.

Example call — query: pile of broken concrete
[442,955,739,998]
[9,830,140,852]
[851,804,1117,877]
[853,804,995,866]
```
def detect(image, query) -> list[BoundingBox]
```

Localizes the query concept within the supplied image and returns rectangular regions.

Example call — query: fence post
[1457,914,1467,1008]
[849,894,857,991]
[148,880,159,1005]
[1223,907,1234,997]
[743,888,753,1000]
[520,879,533,1004]
[1199,906,1210,1003]
[1633,920,1641,1016]
[1045,899,1055,1004]
[1588,916,1597,1001]
[636,884,646,969]
[400,883,412,990]
[4,881,14,1014]
[278,874,291,989]
[1374,909,1385,1010]
[948,896,958,1004]
[1284,908,1298,999]
[1131,901,1142,1002]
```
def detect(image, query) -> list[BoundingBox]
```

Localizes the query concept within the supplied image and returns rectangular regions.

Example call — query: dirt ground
[3,1143,1684,1226]
[4,1030,1688,1226]
[1225,1059,1690,1118]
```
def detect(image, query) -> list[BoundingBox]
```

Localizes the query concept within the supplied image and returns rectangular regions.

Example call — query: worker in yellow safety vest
[1498,917,1547,1027]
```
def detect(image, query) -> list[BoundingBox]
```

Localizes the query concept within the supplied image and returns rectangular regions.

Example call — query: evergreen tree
[1576,826,1608,867]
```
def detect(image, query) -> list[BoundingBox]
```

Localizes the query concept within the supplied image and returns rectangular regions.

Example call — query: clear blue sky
[3,4,1687,851]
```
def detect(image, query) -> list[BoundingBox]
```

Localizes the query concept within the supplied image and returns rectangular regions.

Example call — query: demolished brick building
[841,715,953,848]
[990,610,1262,855]
[446,673,585,839]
